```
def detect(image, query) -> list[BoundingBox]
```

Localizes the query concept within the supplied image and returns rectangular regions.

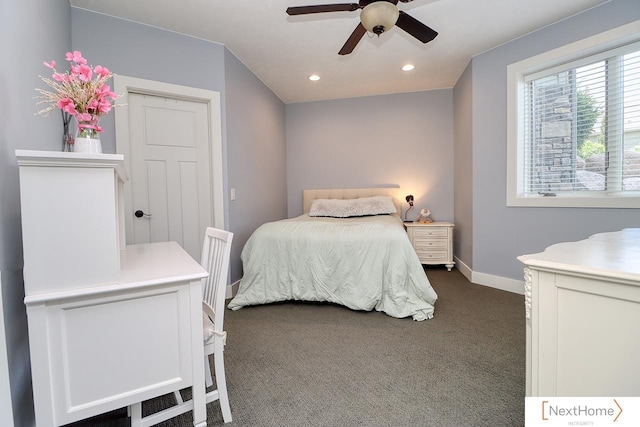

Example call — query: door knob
[134,210,152,218]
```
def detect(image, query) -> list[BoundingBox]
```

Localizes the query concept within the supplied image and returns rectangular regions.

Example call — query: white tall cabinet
[16,151,208,427]
[518,229,640,397]
[17,151,127,294]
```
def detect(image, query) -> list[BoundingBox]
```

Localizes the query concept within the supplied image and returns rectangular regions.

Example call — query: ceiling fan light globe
[360,1,399,35]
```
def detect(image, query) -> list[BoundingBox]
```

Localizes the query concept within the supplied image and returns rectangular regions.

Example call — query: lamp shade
[360,1,399,35]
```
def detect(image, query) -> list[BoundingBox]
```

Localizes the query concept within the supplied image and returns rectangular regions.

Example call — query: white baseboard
[454,256,473,282]
[453,256,524,295]
[225,279,241,299]
[472,271,524,295]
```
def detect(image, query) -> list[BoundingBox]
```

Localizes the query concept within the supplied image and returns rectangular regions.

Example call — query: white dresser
[518,229,640,397]
[17,151,208,427]
[404,222,455,271]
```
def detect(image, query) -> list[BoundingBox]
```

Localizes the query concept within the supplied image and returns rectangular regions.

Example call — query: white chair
[130,227,234,426]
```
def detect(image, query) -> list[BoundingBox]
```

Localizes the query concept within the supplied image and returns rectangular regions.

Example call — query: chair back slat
[200,227,233,333]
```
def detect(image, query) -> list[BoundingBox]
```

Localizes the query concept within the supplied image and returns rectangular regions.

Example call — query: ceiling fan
[286,0,438,55]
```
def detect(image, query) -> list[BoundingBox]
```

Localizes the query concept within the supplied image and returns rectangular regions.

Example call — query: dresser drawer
[412,227,449,239]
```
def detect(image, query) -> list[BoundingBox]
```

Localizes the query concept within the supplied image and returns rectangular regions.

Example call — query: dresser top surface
[24,242,207,304]
[119,241,208,285]
[518,228,640,281]
[404,221,454,227]
[16,149,128,181]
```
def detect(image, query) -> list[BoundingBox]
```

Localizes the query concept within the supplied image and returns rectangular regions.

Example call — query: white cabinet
[17,151,208,427]
[405,222,455,271]
[518,229,640,397]
[16,150,128,294]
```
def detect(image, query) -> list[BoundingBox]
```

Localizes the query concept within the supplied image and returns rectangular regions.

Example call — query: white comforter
[228,214,438,320]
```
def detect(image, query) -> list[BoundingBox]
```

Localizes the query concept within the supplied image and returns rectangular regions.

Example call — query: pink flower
[76,113,93,122]
[44,60,56,70]
[97,99,112,114]
[97,84,116,99]
[94,65,111,77]
[74,64,92,82]
[66,51,87,65]
[57,98,78,115]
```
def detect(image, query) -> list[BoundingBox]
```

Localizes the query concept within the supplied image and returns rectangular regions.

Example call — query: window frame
[507,20,640,208]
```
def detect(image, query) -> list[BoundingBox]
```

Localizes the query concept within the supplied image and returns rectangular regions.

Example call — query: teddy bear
[418,208,432,223]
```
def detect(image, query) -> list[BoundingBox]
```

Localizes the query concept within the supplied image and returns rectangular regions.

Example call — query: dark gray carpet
[67,267,525,427]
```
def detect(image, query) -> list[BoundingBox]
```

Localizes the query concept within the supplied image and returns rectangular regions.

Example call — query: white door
[126,92,212,261]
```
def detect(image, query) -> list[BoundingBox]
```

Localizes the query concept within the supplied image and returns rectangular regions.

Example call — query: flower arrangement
[35,51,118,138]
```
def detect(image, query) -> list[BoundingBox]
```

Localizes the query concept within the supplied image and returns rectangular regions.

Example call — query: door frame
[114,75,225,244]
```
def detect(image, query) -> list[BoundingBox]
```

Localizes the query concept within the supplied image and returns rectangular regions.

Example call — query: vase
[62,133,74,152]
[74,126,102,154]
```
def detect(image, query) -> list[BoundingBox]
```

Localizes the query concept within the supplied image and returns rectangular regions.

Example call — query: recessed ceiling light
[309,74,320,81]
[402,64,415,71]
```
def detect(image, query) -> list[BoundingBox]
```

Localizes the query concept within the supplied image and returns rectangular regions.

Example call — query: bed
[227,188,438,321]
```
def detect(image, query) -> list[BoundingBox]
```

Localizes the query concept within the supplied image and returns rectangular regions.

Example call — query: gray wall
[285,90,454,220]
[224,50,287,281]
[0,1,72,425]
[453,62,473,270]
[71,9,287,283]
[466,0,640,281]
[71,8,227,155]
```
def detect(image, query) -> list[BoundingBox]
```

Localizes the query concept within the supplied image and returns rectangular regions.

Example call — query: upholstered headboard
[303,188,402,215]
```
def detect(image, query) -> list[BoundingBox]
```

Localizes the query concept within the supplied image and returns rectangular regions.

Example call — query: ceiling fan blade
[338,23,367,55]
[286,4,360,15]
[395,11,438,44]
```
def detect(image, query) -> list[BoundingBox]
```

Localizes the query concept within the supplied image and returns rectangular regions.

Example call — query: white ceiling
[70,0,608,104]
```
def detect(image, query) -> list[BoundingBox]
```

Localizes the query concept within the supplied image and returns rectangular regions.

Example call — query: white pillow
[309,196,397,218]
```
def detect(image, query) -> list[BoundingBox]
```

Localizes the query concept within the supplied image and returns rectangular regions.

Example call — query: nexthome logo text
[541,399,623,422]
[526,397,639,426]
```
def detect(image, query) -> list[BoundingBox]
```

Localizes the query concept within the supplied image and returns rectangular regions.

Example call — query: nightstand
[404,222,455,271]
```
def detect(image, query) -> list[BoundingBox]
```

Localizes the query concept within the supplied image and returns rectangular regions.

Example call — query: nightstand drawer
[412,227,449,239]
[414,250,448,262]
[413,239,448,249]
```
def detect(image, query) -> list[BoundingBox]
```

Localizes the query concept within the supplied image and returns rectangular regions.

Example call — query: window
[507,21,640,208]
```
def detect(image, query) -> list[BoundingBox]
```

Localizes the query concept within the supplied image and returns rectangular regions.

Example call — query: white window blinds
[522,43,640,195]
